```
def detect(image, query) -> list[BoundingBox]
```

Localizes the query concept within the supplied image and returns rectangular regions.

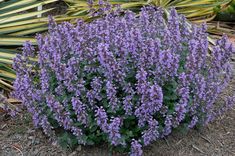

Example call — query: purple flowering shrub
[13,6,234,155]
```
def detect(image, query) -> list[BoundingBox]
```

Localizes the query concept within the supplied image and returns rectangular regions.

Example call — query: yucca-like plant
[217,0,235,21]
[0,0,57,91]
[64,0,234,41]
[64,0,232,23]
[0,0,75,113]
[207,0,235,36]
[0,0,83,91]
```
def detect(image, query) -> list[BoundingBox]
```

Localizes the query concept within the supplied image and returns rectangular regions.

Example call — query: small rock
[28,136,34,140]
[0,124,7,130]
[33,148,39,155]
[14,134,22,139]
[33,138,40,145]
[26,141,32,147]
[76,145,82,152]
[27,129,35,134]
[69,151,77,156]
[52,141,58,146]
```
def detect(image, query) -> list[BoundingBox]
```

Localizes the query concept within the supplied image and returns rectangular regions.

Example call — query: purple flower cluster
[130,139,143,156]
[142,118,159,146]
[135,83,163,127]
[95,106,108,132]
[13,6,234,155]
[0,94,19,117]
[71,97,88,125]
[108,117,123,146]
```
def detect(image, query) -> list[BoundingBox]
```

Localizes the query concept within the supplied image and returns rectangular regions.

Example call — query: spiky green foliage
[0,0,57,90]
[0,0,82,91]
[64,0,232,23]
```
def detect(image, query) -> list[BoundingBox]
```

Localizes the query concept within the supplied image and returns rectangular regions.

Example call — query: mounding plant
[13,6,234,155]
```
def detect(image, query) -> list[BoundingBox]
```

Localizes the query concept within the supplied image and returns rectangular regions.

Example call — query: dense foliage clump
[13,7,234,155]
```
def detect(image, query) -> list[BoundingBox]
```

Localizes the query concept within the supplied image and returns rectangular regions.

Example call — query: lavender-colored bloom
[168,8,181,53]
[123,95,133,115]
[95,107,108,132]
[55,83,64,96]
[106,80,118,111]
[71,126,84,144]
[149,83,163,111]
[22,41,36,58]
[71,97,88,125]
[87,0,93,6]
[216,96,235,117]
[108,117,124,146]
[158,49,179,81]
[98,43,124,82]
[224,96,235,111]
[135,83,163,127]
[163,115,173,136]
[136,68,148,95]
[188,116,198,128]
[32,111,41,128]
[130,139,143,156]
[91,77,103,100]
[180,16,190,43]
[87,78,103,101]
[40,68,50,93]
[194,74,206,100]
[142,118,159,146]
[40,115,55,137]
[175,86,189,123]
[46,95,73,130]
[0,94,20,117]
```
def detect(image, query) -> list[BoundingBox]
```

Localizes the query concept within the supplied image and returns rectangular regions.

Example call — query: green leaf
[89,122,98,132]
[58,132,78,150]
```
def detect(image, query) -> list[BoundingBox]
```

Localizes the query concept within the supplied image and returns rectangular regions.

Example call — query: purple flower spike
[95,107,108,132]
[130,139,143,156]
[108,117,124,146]
[71,97,88,125]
